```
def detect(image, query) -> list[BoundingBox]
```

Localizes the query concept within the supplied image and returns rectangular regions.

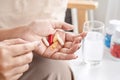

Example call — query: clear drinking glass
[81,20,105,65]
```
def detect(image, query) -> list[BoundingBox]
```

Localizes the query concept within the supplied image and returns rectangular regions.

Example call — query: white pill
[57,34,64,46]
[42,37,49,46]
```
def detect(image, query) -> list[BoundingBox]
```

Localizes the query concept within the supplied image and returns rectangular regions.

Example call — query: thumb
[54,22,74,30]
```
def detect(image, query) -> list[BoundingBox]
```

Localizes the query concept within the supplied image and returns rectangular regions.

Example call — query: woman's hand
[39,30,86,60]
[4,20,86,60]
[0,39,39,80]
[27,20,86,60]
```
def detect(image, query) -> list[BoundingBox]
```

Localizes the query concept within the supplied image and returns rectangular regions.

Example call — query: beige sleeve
[0,0,68,28]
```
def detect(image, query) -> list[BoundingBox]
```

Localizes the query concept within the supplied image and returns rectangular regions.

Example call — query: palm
[21,20,86,60]
[28,20,56,36]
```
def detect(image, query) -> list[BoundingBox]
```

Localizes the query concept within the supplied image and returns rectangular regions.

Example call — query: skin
[0,20,86,60]
[0,39,40,80]
[0,20,86,80]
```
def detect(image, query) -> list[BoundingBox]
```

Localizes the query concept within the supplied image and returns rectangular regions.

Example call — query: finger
[51,52,78,60]
[79,32,87,38]
[64,42,72,48]
[11,64,29,76]
[68,44,81,54]
[61,44,80,54]
[65,32,76,42]
[43,41,61,58]
[54,22,74,30]
[10,41,40,56]
[35,40,47,55]
[26,36,47,55]
[72,37,82,45]
[65,32,85,42]
[1,38,28,45]
[11,73,23,80]
[12,52,33,67]
[60,48,69,53]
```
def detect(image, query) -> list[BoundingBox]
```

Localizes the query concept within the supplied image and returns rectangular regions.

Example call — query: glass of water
[82,20,105,65]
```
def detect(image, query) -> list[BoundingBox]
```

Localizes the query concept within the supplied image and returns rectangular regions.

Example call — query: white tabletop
[69,47,120,80]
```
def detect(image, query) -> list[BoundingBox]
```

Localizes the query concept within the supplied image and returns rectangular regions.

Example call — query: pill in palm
[42,37,49,46]
[56,34,64,46]
[53,33,58,42]
[51,41,59,49]
[48,34,54,45]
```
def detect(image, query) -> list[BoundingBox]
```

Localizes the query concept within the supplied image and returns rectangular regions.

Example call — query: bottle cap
[115,27,120,36]
[114,27,120,44]
[109,20,120,26]
[107,20,120,34]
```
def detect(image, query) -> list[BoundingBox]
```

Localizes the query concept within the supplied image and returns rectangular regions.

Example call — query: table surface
[69,47,120,80]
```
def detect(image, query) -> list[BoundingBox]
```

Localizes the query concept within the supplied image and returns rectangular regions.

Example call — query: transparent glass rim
[84,20,105,30]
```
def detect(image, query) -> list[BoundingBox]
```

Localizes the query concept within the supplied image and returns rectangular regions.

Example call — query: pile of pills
[42,33,64,49]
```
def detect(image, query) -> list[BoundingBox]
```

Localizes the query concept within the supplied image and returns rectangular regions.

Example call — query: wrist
[10,26,28,39]
[0,26,28,41]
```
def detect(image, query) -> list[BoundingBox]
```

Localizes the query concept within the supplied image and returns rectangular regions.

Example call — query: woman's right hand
[0,39,39,80]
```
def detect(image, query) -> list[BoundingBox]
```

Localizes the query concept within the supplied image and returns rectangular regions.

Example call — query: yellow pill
[53,33,58,42]
[51,41,58,50]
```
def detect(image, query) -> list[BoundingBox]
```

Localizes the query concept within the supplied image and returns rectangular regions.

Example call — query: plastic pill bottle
[110,27,120,61]
[105,20,120,48]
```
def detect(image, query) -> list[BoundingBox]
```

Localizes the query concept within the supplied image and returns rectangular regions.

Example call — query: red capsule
[48,34,54,45]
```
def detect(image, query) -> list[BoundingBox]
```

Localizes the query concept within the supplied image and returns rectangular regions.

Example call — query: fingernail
[77,44,81,49]
[74,55,78,58]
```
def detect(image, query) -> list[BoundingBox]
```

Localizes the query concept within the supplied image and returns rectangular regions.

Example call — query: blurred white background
[94,0,120,26]
[70,0,120,33]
